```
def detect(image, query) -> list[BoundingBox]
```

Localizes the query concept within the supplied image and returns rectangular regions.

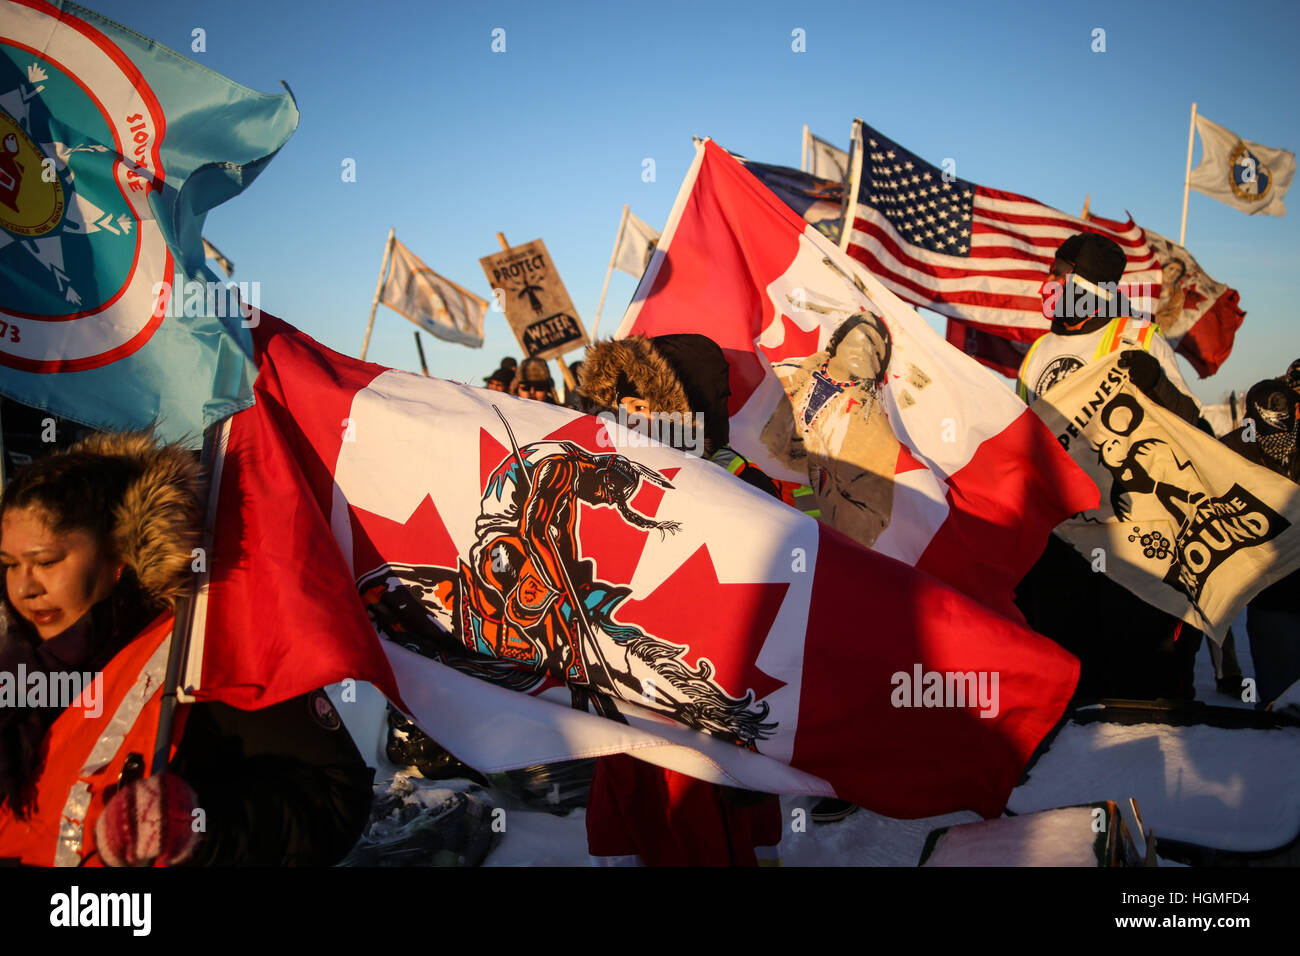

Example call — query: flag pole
[414,330,429,376]
[590,204,628,340]
[802,124,810,172]
[360,227,394,361]
[1179,102,1198,246]
[151,422,222,774]
[839,120,864,252]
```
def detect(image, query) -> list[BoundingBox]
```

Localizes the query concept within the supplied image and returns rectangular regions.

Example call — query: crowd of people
[2,232,1296,867]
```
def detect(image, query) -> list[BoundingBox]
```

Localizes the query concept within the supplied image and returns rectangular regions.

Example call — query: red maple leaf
[759,312,823,365]
[351,494,458,578]
[1180,280,1206,315]
[618,544,788,702]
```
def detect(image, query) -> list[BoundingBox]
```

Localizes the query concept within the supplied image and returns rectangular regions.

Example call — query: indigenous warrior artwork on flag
[1032,354,1300,641]
[355,422,776,748]
[761,312,901,549]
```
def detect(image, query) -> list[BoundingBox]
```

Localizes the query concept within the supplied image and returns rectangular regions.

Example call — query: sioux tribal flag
[1031,353,1300,642]
[0,0,298,444]
[188,314,1080,819]
[1082,213,1245,378]
[380,235,488,348]
[832,119,1161,377]
[617,138,1098,620]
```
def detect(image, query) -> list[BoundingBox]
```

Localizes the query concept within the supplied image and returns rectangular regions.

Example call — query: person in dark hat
[1017,233,1199,424]
[483,366,514,393]
[510,356,557,404]
[1222,378,1300,709]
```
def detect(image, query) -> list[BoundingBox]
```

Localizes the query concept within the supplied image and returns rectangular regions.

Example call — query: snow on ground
[333,612,1299,866]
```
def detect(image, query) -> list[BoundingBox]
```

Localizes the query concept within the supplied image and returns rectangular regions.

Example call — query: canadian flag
[186,314,1079,820]
[617,139,1099,620]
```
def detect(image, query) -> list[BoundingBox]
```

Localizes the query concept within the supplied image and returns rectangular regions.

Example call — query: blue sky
[83,0,1300,403]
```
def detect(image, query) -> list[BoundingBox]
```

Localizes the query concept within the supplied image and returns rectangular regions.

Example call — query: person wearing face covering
[1222,375,1300,708]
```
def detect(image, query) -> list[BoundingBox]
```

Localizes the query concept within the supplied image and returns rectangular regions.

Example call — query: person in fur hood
[576,334,785,866]
[0,431,373,867]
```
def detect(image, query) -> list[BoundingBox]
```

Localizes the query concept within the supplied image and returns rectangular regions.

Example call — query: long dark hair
[0,452,147,818]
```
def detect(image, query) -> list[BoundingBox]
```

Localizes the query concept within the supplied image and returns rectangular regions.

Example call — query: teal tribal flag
[0,0,298,444]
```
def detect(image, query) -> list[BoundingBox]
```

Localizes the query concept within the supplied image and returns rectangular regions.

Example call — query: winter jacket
[0,432,373,866]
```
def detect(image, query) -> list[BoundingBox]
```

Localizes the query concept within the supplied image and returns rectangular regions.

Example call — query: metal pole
[590,204,627,340]
[360,227,395,361]
[414,330,429,376]
[1179,103,1198,247]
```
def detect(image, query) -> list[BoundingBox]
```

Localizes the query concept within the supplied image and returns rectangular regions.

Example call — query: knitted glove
[95,772,201,867]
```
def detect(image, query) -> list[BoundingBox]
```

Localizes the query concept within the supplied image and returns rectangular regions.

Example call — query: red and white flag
[616,138,1099,620]
[186,314,1079,819]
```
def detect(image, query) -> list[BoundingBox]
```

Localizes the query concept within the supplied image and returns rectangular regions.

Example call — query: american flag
[841,119,1162,376]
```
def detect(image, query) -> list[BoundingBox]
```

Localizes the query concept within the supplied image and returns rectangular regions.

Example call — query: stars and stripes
[841,119,1162,364]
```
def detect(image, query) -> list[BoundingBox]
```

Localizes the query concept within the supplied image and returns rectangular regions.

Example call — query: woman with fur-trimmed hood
[0,431,373,867]
[576,334,785,866]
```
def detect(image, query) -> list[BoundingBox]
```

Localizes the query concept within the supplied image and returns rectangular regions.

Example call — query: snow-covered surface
[920,808,1105,867]
[330,611,1300,865]
[1009,720,1300,852]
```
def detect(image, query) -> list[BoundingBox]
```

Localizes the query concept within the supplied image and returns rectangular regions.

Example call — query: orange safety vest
[0,612,184,866]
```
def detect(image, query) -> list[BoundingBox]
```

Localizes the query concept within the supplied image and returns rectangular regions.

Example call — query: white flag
[380,236,488,348]
[1188,114,1296,217]
[807,132,849,181]
[201,237,234,277]
[611,210,660,277]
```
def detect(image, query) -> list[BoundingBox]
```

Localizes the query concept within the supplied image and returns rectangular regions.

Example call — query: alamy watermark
[891,664,1000,718]
[595,406,706,457]
[1041,278,1156,323]
[0,666,103,717]
[151,278,260,327]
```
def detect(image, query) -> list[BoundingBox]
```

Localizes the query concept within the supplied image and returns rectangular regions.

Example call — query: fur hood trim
[63,431,204,608]
[576,336,692,419]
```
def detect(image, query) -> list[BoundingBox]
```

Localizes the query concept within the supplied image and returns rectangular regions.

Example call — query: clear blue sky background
[84,0,1300,404]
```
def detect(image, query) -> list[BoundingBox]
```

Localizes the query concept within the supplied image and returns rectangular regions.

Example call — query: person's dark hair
[1,451,138,546]
[826,312,892,381]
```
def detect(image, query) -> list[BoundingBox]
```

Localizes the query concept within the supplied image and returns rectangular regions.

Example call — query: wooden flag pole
[802,123,810,173]
[1179,102,1198,246]
[590,204,628,340]
[414,330,429,376]
[1080,194,1090,220]
[360,227,395,361]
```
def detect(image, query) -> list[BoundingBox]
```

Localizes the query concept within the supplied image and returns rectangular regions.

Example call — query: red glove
[95,772,202,867]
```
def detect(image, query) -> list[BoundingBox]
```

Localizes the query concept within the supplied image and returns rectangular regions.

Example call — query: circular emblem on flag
[0,2,171,373]
[1228,141,1272,203]
[0,113,63,236]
